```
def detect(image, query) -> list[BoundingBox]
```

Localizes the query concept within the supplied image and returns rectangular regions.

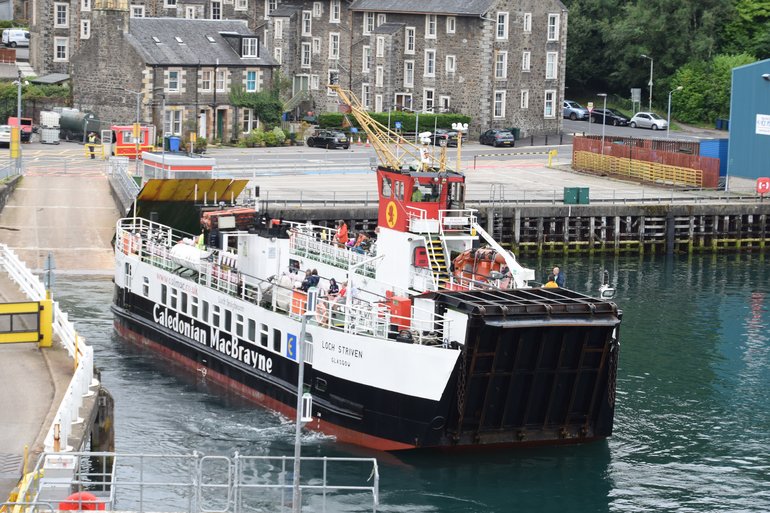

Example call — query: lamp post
[16,69,22,119]
[452,122,468,173]
[667,86,683,139]
[640,54,653,111]
[597,93,607,155]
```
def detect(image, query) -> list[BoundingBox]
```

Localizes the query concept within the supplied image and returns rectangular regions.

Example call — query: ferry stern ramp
[426,287,622,448]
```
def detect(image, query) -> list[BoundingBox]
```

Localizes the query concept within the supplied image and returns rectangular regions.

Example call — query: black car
[479,129,514,147]
[590,108,629,126]
[431,129,458,147]
[306,130,350,149]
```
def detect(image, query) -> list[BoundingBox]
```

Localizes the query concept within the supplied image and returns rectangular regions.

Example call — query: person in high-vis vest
[87,132,99,159]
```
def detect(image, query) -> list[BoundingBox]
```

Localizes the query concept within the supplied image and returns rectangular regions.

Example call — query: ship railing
[12,451,379,513]
[406,206,441,234]
[439,209,477,236]
[287,224,376,276]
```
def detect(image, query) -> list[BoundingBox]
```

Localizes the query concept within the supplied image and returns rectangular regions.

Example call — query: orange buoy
[59,491,105,511]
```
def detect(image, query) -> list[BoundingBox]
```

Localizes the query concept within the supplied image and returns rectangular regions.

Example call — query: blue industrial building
[727,58,770,186]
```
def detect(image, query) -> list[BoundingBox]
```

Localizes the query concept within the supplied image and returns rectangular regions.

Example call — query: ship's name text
[153,306,273,373]
[321,341,363,359]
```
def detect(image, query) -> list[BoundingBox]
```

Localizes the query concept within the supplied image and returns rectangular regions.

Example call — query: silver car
[563,100,589,121]
[629,112,668,130]
[0,125,10,147]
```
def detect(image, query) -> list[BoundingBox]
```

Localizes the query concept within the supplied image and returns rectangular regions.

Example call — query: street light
[667,86,683,139]
[640,54,654,111]
[597,93,607,155]
[452,122,468,173]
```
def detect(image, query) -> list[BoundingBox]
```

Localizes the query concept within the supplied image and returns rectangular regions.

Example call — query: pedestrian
[334,220,349,247]
[543,274,559,289]
[327,277,339,296]
[87,132,100,159]
[552,266,565,288]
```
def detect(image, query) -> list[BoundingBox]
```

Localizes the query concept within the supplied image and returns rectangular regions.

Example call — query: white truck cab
[2,29,30,48]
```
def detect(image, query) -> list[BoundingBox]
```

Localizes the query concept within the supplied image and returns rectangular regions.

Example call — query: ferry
[111,89,622,451]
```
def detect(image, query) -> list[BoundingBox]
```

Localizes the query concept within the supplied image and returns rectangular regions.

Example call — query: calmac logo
[385,200,398,228]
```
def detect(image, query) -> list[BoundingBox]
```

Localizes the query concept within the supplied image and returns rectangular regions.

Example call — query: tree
[229,84,283,127]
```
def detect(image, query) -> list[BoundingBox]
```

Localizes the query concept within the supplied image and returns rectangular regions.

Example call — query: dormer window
[206,35,215,43]
[242,37,258,57]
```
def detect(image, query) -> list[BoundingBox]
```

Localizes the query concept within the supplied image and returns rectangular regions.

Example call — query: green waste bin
[563,187,579,204]
[578,187,590,204]
[510,127,521,140]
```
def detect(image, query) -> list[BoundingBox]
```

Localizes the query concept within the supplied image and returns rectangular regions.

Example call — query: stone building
[70,0,277,141]
[34,0,567,136]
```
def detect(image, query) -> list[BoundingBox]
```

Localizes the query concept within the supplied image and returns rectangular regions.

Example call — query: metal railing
[11,451,379,513]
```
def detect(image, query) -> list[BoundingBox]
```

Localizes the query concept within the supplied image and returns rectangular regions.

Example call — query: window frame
[242,38,258,58]
[520,89,529,109]
[80,19,90,39]
[328,32,340,59]
[246,70,258,92]
[496,12,508,40]
[544,90,556,118]
[522,51,531,72]
[493,90,506,119]
[495,51,507,80]
[425,14,437,38]
[329,0,340,23]
[302,10,312,36]
[166,69,181,93]
[523,12,532,32]
[423,88,434,112]
[547,13,560,41]
[546,51,558,80]
[274,19,283,39]
[54,2,68,28]
[405,27,415,54]
[445,54,456,73]
[424,49,435,77]
[130,5,145,17]
[403,60,414,88]
[301,42,312,68]
[362,45,371,73]
[446,16,455,34]
[363,12,375,35]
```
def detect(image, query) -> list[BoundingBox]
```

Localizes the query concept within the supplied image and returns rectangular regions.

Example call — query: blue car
[563,100,589,121]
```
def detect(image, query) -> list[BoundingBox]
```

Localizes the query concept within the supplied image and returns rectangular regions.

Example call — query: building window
[425,14,437,38]
[216,69,226,92]
[130,5,145,17]
[211,1,221,19]
[273,47,282,63]
[184,6,196,18]
[547,14,560,41]
[363,12,375,35]
[495,51,507,79]
[80,19,90,39]
[274,19,283,39]
[377,13,386,26]
[424,49,435,77]
[423,88,434,112]
[493,90,506,118]
[544,90,556,118]
[246,70,257,92]
[496,12,508,40]
[301,42,311,68]
[523,12,532,32]
[310,74,319,90]
[522,51,531,72]
[376,36,384,57]
[362,45,371,73]
[312,37,321,54]
[330,0,340,23]
[313,1,321,17]
[446,54,456,73]
[302,10,312,36]
[329,32,339,59]
[520,89,529,109]
[405,27,415,54]
[446,16,455,33]
[439,95,450,112]
[81,0,90,11]
[235,0,247,11]
[242,38,258,57]
[375,66,383,87]
[164,109,182,135]
[242,108,256,132]
[404,60,414,88]
[361,83,371,109]
[327,70,338,95]
[201,70,212,91]
[167,70,180,92]
[164,0,176,8]
[264,0,277,17]
[375,94,383,112]
[546,52,558,79]
[54,3,68,28]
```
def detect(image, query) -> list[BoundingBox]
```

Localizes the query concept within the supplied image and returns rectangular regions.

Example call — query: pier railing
[0,244,98,455]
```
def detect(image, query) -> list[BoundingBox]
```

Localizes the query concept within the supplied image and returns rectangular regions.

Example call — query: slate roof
[373,22,405,34]
[270,4,300,16]
[349,0,497,16]
[126,18,278,67]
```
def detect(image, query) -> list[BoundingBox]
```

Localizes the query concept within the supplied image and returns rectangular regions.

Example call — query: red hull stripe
[114,321,415,452]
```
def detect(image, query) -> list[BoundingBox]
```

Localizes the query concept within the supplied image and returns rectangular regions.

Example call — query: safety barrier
[0,244,97,455]
[573,151,703,187]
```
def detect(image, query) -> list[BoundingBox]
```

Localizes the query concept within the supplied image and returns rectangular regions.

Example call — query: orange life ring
[59,492,105,511]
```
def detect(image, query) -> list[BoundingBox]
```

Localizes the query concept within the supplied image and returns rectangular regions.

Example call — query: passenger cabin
[112,124,156,159]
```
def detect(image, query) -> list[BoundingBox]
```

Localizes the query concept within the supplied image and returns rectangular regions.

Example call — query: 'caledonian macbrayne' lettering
[153,305,273,373]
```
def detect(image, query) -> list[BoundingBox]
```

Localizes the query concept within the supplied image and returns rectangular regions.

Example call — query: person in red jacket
[334,220,349,247]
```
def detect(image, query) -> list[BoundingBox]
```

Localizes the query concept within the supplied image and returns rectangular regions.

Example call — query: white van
[2,29,30,48]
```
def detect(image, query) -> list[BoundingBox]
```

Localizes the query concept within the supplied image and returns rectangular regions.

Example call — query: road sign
[631,88,642,103]
[587,102,594,113]
[757,177,770,195]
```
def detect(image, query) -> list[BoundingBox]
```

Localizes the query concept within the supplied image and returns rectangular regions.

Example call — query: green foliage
[671,53,757,123]
[243,128,264,147]
[229,84,283,126]
[0,21,26,29]
[722,0,770,58]
[271,126,286,144]
[317,112,471,132]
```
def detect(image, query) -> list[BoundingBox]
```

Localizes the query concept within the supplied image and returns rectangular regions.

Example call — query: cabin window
[224,310,232,332]
[394,180,404,200]
[161,284,168,305]
[273,328,281,352]
[260,324,269,347]
[248,319,256,342]
[236,314,244,338]
[191,296,199,318]
[170,288,178,309]
[381,176,392,197]
[201,300,209,323]
[411,182,440,202]
[181,292,188,314]
[212,305,221,327]
[413,247,429,267]
[142,276,149,297]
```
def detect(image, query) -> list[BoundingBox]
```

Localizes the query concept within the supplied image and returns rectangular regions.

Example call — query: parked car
[431,128,458,147]
[629,112,668,130]
[2,29,29,48]
[0,125,11,147]
[563,100,589,121]
[306,130,350,149]
[479,129,514,147]
[590,108,630,126]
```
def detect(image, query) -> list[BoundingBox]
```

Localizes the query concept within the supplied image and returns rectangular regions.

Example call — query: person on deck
[543,274,559,289]
[552,266,565,287]
[334,220,349,247]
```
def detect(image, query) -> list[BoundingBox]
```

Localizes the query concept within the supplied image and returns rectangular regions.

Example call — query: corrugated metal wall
[727,59,770,182]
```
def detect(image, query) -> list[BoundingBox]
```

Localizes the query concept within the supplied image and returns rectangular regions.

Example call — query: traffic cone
[357,136,362,145]
[365,137,370,148]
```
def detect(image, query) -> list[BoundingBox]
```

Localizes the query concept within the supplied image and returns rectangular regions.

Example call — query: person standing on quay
[552,266,565,288]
